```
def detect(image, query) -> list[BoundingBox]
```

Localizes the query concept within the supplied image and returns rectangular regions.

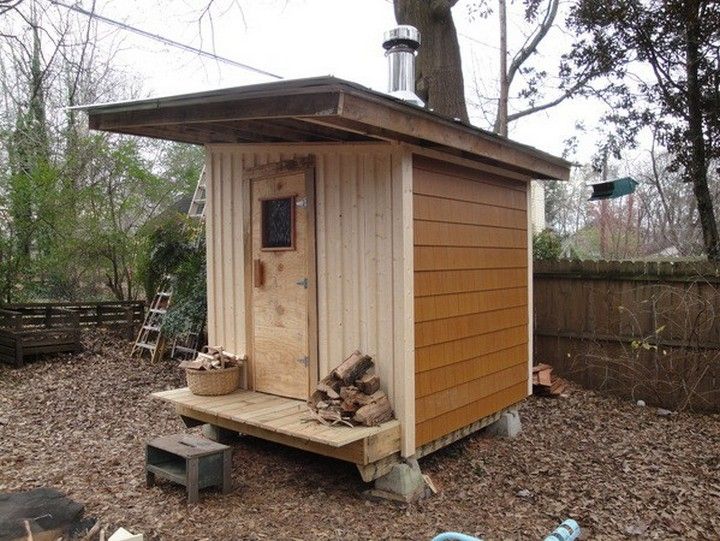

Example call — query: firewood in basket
[354,396,393,426]
[333,350,373,385]
[356,373,380,395]
[178,359,205,370]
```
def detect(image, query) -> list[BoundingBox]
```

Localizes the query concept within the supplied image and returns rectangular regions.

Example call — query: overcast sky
[82,0,606,162]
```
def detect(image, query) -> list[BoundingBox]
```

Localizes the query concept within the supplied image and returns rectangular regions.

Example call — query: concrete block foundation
[485,409,521,438]
[365,458,430,502]
[202,424,240,444]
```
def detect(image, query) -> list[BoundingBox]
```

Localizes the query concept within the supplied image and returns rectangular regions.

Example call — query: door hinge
[296,197,308,208]
[296,355,309,367]
[295,277,308,289]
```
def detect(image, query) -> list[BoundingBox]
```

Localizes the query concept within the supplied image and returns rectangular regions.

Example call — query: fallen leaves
[0,332,719,539]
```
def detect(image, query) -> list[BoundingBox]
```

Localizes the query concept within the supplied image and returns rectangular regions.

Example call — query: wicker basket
[185,366,240,396]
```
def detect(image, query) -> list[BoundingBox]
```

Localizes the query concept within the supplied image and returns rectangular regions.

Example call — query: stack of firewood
[178,346,244,371]
[307,350,394,427]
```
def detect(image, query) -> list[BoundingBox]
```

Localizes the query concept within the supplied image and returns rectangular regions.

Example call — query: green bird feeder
[589,177,638,201]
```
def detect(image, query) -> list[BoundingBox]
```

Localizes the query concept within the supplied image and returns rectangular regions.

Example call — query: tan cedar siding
[205,143,416,457]
[413,156,530,448]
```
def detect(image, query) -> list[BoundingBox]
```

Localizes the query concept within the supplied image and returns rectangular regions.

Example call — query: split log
[308,349,396,427]
[356,373,380,394]
[316,382,340,400]
[333,350,373,385]
[308,390,326,410]
[180,348,244,371]
[354,396,393,426]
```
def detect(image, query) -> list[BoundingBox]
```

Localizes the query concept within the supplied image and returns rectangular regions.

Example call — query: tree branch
[507,73,593,123]
[0,0,24,15]
[507,0,558,88]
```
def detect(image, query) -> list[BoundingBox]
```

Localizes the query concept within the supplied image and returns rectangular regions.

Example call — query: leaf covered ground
[1,331,719,540]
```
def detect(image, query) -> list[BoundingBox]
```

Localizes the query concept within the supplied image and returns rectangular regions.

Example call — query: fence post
[71,310,81,351]
[45,305,52,328]
[13,313,22,332]
[14,339,23,368]
[13,314,23,367]
[124,306,134,340]
[96,304,102,327]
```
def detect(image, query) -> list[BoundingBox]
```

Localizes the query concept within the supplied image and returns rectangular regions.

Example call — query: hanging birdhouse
[589,177,638,201]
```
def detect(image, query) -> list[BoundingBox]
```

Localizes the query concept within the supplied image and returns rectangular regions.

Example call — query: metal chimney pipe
[382,25,424,107]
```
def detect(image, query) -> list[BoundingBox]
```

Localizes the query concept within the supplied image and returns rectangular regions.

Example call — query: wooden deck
[152,388,401,466]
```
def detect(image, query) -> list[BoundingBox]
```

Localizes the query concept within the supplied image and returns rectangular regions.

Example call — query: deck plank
[247,403,306,424]
[151,387,401,452]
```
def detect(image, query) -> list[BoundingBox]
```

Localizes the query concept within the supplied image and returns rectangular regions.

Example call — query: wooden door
[251,169,314,399]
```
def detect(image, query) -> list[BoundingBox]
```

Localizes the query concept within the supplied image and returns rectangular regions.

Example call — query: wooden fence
[534,260,720,411]
[2,301,144,333]
[0,301,145,367]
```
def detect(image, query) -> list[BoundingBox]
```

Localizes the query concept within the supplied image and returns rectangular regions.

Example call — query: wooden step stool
[145,434,232,503]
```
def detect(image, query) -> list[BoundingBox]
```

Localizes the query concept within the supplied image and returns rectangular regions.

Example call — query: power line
[48,0,283,79]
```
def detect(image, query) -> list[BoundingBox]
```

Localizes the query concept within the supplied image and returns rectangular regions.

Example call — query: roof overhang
[77,77,571,180]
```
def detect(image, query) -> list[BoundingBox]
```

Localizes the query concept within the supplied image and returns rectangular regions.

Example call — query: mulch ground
[1,331,719,540]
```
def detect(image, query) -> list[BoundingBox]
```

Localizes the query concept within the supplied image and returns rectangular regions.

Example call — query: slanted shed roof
[78,76,571,180]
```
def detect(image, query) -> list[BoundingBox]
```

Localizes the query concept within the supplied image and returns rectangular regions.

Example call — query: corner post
[391,145,415,458]
[527,181,534,396]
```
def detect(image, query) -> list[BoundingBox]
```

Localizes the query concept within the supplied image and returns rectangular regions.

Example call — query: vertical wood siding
[413,156,530,448]
[205,144,416,456]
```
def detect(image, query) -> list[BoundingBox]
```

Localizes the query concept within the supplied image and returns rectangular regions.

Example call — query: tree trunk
[494,0,509,136]
[685,0,719,260]
[394,0,469,123]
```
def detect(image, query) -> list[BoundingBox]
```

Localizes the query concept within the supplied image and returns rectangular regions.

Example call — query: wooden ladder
[136,167,208,362]
[187,166,207,219]
[132,289,172,362]
[170,325,204,360]
[168,167,208,359]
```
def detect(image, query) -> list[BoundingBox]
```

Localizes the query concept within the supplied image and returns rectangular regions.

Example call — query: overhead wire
[47,0,284,79]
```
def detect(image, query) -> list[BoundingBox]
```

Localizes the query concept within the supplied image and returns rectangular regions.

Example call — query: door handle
[253,259,264,288]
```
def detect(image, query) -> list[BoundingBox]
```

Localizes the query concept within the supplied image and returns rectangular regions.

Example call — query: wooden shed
[80,77,571,481]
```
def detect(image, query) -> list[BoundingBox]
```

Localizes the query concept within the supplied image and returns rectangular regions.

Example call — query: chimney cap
[382,25,421,51]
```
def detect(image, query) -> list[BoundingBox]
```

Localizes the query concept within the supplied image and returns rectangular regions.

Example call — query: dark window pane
[262,197,293,249]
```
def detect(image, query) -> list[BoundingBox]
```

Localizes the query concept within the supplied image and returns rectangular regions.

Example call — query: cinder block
[202,424,239,444]
[486,409,521,438]
[367,458,430,502]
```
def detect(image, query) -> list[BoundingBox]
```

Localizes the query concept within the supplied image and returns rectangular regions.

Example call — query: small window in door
[261,196,295,250]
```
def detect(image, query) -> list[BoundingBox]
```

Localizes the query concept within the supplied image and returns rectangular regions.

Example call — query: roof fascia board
[337,92,570,180]
[88,91,342,131]
[74,76,345,113]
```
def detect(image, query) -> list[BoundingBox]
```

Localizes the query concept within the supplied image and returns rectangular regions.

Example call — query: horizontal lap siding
[413,157,530,448]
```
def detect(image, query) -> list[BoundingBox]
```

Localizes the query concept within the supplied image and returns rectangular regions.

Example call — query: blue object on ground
[543,519,581,541]
[431,533,482,541]
[431,518,581,541]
